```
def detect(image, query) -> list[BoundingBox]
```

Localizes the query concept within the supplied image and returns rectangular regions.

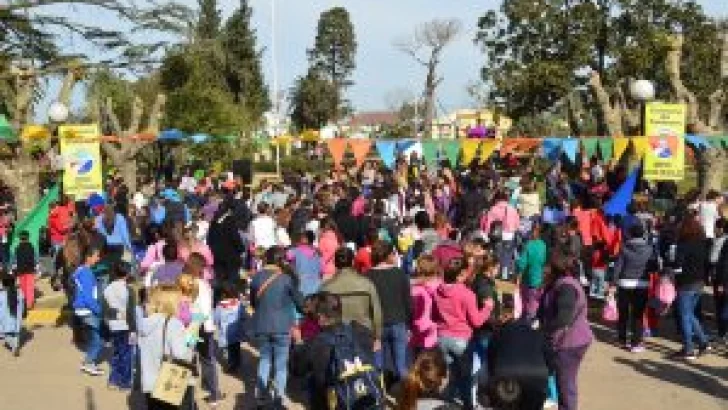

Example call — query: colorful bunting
[500,139,520,156]
[630,137,649,159]
[326,137,348,170]
[480,140,499,164]
[0,115,16,142]
[598,139,613,161]
[461,139,481,166]
[685,134,710,150]
[349,139,373,168]
[613,137,629,161]
[561,139,580,163]
[21,125,50,140]
[442,140,461,167]
[542,138,562,161]
[375,140,398,169]
[582,138,599,160]
[421,141,440,167]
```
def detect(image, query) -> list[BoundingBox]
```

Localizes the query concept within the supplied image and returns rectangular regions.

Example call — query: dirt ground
[0,319,726,410]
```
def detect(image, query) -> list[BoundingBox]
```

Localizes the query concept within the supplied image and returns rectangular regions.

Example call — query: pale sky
[39,0,728,119]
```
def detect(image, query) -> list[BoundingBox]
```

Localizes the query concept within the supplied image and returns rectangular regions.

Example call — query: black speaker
[233,159,253,185]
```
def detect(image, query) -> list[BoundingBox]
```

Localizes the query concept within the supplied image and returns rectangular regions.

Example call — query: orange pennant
[326,137,348,170]
[348,139,373,168]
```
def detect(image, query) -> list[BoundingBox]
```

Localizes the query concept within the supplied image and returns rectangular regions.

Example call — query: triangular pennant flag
[396,140,416,155]
[500,139,520,157]
[631,137,649,159]
[348,139,372,168]
[561,139,580,163]
[421,141,440,167]
[684,134,709,150]
[0,115,17,141]
[517,138,542,152]
[461,139,481,167]
[707,136,727,149]
[479,140,499,164]
[11,184,59,258]
[442,140,461,167]
[613,137,629,161]
[604,167,639,217]
[598,138,613,161]
[582,138,599,160]
[326,137,348,170]
[375,140,398,169]
[542,138,562,161]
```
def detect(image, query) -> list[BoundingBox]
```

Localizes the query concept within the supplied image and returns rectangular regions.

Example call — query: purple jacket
[540,275,593,350]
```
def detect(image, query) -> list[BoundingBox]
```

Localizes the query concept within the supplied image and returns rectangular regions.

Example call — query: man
[320,247,382,345]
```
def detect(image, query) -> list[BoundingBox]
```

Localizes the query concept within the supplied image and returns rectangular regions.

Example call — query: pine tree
[223,0,271,124]
[196,0,221,40]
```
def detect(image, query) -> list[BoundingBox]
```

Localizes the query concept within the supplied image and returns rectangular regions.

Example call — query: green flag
[421,141,440,167]
[0,115,17,142]
[11,184,59,257]
[582,138,599,160]
[442,140,461,167]
[598,139,613,161]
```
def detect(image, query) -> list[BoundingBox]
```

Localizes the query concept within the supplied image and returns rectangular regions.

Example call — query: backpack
[322,324,385,410]
[165,201,186,225]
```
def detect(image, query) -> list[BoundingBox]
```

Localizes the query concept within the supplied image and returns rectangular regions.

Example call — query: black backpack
[164,201,186,225]
[322,324,385,410]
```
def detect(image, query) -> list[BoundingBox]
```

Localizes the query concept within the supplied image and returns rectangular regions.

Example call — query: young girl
[103,262,137,389]
[0,272,24,356]
[397,349,456,410]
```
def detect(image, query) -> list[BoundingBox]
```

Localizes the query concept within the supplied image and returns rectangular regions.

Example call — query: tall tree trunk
[588,72,623,136]
[699,149,726,197]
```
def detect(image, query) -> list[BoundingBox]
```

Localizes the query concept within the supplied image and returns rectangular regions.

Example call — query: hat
[160,188,180,202]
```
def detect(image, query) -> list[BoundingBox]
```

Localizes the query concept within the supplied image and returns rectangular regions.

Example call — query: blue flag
[376,141,397,169]
[604,167,639,217]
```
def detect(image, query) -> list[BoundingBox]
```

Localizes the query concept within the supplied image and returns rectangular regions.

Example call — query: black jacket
[367,266,412,326]
[15,241,36,273]
[675,239,709,291]
[207,211,245,272]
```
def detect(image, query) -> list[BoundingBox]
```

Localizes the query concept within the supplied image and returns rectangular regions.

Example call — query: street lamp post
[630,79,655,136]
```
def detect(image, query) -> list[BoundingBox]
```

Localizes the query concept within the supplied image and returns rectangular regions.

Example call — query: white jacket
[249,215,277,250]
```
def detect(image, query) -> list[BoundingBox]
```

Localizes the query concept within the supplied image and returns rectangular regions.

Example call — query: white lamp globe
[48,102,69,123]
[630,80,655,102]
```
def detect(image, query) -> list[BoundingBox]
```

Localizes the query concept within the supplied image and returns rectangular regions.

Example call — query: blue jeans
[81,315,102,365]
[375,323,408,381]
[471,335,490,408]
[255,333,291,399]
[108,330,133,389]
[438,336,472,408]
[677,290,708,354]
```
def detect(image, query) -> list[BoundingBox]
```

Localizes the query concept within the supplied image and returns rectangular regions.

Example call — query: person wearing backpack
[480,192,520,280]
[303,292,382,410]
[161,189,189,226]
[249,247,304,406]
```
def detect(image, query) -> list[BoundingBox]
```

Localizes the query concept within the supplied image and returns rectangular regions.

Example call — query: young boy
[213,282,245,373]
[103,262,137,389]
[14,231,37,310]
[73,241,104,376]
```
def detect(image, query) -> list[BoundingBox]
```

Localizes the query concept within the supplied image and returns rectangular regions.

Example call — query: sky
[36,0,728,119]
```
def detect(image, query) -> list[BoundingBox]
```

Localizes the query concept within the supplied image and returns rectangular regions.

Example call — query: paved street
[0,320,726,410]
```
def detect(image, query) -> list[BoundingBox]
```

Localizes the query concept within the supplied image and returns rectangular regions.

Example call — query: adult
[321,247,383,344]
[249,203,277,251]
[673,217,711,360]
[611,223,654,352]
[367,240,412,383]
[539,247,593,410]
[249,247,303,406]
[207,202,245,295]
[94,205,131,263]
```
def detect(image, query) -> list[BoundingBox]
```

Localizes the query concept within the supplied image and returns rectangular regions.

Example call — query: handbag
[151,319,195,406]
[601,294,618,323]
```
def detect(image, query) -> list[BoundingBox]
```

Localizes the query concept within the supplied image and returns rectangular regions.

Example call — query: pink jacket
[480,201,520,237]
[140,240,165,272]
[433,282,494,340]
[178,242,215,281]
[351,196,366,217]
[410,279,441,349]
[318,230,339,279]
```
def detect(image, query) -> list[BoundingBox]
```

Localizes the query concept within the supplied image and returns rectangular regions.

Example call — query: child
[14,231,37,310]
[589,241,609,300]
[213,282,244,373]
[73,241,104,376]
[0,272,24,356]
[103,262,137,390]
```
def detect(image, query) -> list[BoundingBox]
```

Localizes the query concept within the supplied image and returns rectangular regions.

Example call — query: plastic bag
[602,294,618,323]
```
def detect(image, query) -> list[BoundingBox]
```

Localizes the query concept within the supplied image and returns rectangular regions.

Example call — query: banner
[59,124,103,200]
[375,141,397,169]
[542,138,562,161]
[643,136,685,181]
[326,137,348,170]
[348,139,372,168]
[645,102,686,138]
[461,140,481,167]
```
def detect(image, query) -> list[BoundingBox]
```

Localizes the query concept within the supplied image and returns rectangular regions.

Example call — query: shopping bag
[601,295,618,323]
[151,360,193,406]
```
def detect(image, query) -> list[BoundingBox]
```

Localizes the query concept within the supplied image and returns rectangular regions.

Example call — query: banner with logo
[645,102,686,138]
[643,136,685,181]
[59,124,103,200]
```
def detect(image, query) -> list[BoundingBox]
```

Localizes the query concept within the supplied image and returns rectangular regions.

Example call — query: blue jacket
[150,205,166,225]
[73,265,101,316]
[95,214,132,249]
[0,289,23,334]
[288,245,322,297]
[250,268,303,335]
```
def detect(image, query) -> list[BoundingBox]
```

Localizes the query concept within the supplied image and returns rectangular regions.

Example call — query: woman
[611,223,654,352]
[95,205,132,263]
[173,222,214,282]
[410,255,442,356]
[138,286,195,409]
[318,218,341,280]
[673,216,711,360]
[250,246,304,405]
[516,223,548,320]
[397,349,460,410]
[539,247,593,410]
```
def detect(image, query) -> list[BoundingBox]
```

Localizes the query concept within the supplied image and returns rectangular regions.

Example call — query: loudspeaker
[233,159,253,185]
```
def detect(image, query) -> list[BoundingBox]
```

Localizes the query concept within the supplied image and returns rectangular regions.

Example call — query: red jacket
[49,204,74,244]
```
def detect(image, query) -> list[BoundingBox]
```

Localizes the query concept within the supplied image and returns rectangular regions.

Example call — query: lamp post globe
[48,101,69,123]
[630,80,655,102]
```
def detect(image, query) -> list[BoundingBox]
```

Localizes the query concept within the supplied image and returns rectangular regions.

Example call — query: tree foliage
[290,69,338,131]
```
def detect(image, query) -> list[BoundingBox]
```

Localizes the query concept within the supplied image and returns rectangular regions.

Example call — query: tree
[395,19,461,139]
[196,0,222,40]
[308,7,357,121]
[289,69,338,131]
[222,0,271,125]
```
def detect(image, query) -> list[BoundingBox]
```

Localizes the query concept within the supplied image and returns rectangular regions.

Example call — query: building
[431,108,513,139]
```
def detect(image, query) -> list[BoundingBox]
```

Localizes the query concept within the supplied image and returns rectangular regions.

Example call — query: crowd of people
[0,152,726,410]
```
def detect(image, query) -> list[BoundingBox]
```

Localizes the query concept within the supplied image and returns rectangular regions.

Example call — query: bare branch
[57,65,84,106]
[104,97,123,137]
[128,96,144,134]
[147,93,166,134]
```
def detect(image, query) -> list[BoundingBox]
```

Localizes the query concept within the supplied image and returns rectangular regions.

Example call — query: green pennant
[582,138,599,160]
[598,138,613,161]
[0,115,17,142]
[709,135,728,149]
[421,141,440,167]
[441,140,461,167]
